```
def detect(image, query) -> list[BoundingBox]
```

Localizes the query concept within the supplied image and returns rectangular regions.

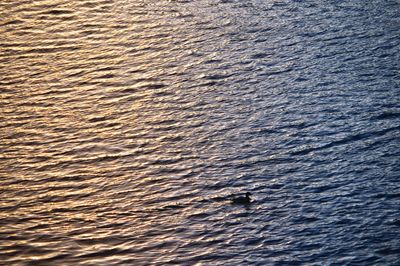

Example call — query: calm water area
[1,0,400,265]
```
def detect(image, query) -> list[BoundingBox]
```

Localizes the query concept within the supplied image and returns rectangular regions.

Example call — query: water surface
[1,0,400,265]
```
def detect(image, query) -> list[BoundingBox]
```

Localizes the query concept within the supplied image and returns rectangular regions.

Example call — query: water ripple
[1,0,400,265]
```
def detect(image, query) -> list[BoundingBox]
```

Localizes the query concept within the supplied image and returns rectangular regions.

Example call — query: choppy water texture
[1,0,400,265]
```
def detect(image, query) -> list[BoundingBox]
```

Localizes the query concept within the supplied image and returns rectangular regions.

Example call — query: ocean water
[1,0,400,265]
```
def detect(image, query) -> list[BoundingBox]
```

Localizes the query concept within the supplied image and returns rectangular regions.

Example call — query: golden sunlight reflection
[2,0,397,264]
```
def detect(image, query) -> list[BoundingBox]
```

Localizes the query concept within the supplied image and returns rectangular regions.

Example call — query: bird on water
[231,192,252,204]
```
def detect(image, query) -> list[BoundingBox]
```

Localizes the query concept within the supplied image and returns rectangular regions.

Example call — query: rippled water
[1,0,400,265]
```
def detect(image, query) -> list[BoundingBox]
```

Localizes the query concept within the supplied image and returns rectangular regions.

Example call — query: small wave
[291,125,400,156]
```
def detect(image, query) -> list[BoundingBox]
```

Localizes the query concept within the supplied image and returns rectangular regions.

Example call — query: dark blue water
[1,0,400,265]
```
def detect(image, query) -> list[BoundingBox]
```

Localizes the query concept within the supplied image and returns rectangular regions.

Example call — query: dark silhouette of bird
[231,192,252,204]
